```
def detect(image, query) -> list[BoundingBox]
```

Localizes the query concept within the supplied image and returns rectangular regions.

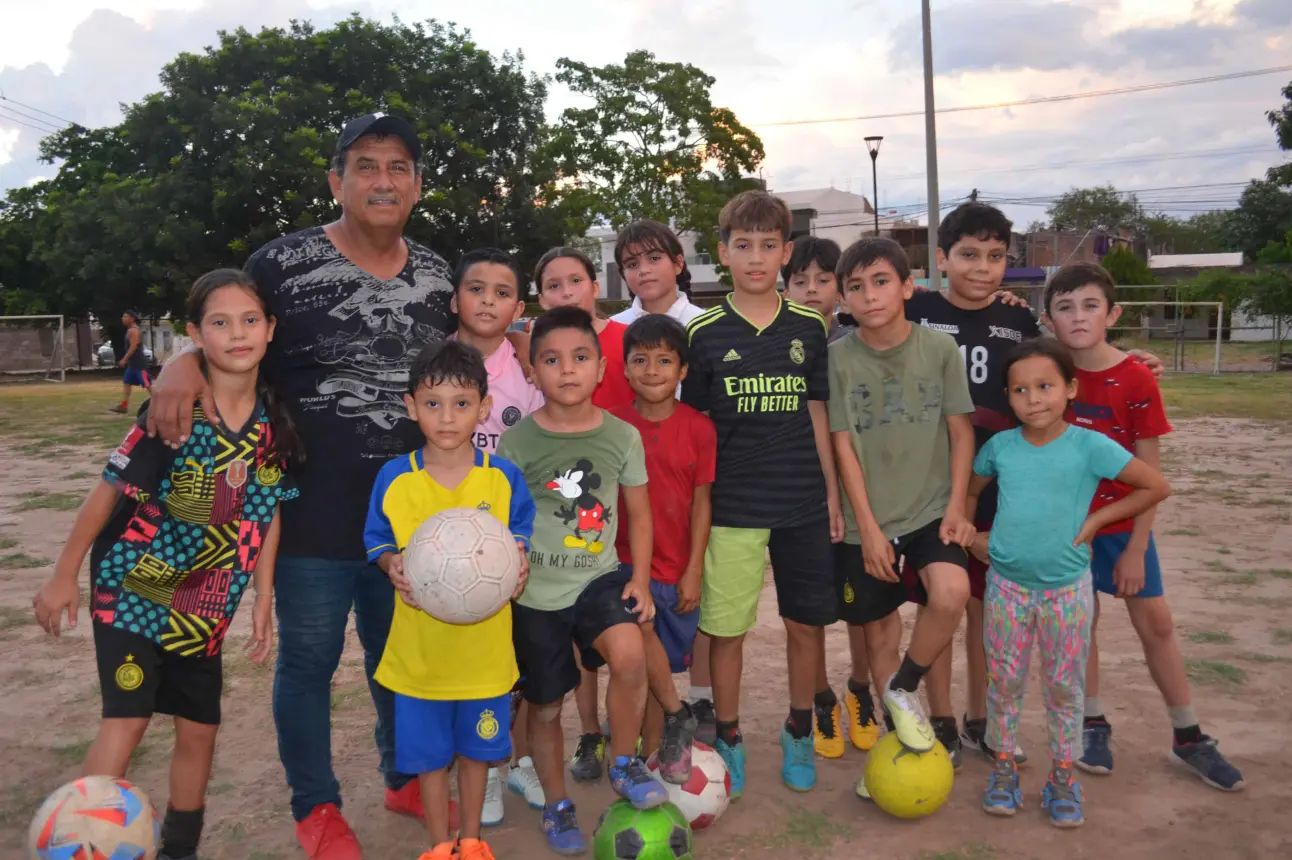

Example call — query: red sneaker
[296,803,362,860]
[385,781,459,829]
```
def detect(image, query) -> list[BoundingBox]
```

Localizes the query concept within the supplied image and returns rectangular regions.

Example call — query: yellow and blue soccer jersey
[364,448,535,700]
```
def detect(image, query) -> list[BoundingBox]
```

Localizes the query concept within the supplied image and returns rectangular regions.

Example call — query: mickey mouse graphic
[546,459,611,554]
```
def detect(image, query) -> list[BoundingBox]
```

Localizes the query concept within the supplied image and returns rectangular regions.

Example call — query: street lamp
[864,135,883,236]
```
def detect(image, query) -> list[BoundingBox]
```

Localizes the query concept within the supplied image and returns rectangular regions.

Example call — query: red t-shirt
[1067,357,1172,534]
[593,320,634,410]
[612,403,718,584]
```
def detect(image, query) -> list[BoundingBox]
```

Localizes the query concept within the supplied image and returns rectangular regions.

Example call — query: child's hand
[622,579,656,623]
[862,525,898,582]
[247,592,274,664]
[1127,348,1165,378]
[33,576,80,637]
[378,552,417,605]
[511,541,530,600]
[1073,518,1099,549]
[940,512,976,548]
[677,565,702,614]
[1113,551,1146,597]
[993,290,1030,309]
[970,531,991,565]
[827,492,845,544]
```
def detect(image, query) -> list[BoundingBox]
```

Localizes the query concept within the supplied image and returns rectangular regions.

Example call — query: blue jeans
[273,558,413,822]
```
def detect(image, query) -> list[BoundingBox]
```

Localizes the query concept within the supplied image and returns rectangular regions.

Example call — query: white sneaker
[882,679,936,753]
[506,756,546,809]
[482,767,505,826]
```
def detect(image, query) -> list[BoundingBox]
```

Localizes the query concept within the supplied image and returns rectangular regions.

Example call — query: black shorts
[894,518,969,606]
[512,565,638,706]
[94,622,222,725]
[769,518,838,628]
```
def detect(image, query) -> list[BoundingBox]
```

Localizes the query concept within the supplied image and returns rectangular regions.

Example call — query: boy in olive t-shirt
[827,238,976,795]
[496,307,664,854]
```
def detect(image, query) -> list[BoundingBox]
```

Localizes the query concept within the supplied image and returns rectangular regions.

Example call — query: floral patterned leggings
[984,570,1094,763]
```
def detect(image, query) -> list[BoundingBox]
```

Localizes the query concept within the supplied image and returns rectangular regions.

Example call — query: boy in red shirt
[1044,262,1244,792]
[613,313,716,779]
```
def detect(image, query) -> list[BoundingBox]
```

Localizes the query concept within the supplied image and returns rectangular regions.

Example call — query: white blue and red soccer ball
[28,775,160,859]
[645,741,731,831]
[403,507,521,625]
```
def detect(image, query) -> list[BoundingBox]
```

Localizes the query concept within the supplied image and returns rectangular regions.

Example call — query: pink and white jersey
[467,336,545,452]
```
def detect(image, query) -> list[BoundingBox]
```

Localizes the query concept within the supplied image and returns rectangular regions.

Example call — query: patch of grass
[1251,497,1291,508]
[0,536,16,550]
[1188,631,1234,644]
[1204,559,1236,572]
[1159,373,1292,420]
[64,470,97,480]
[16,491,82,511]
[1185,659,1246,687]
[209,782,238,796]
[0,552,50,569]
[1190,469,1225,478]
[1272,629,1292,646]
[1165,527,1201,536]
[0,606,29,631]
[1215,546,1232,555]
[919,847,997,860]
[217,821,247,841]
[724,808,852,855]
[1221,571,1258,586]
[330,684,369,711]
[1266,569,1292,579]
[51,738,93,766]
[1239,652,1291,664]
[0,784,43,830]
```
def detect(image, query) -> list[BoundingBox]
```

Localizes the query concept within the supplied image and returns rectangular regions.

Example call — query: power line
[0,111,60,136]
[885,145,1278,182]
[754,65,1292,128]
[0,93,76,126]
[0,105,62,133]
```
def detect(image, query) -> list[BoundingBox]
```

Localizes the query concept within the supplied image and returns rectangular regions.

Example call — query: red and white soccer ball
[645,741,731,831]
[403,507,520,625]
[29,775,160,859]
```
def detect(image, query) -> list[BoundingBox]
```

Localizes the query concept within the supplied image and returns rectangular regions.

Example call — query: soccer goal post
[0,315,68,382]
[1107,301,1223,375]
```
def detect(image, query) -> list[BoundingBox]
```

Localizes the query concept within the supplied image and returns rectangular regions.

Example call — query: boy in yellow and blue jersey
[364,340,535,860]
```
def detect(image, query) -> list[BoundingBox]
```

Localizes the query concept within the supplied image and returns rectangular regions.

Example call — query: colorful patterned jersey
[90,404,297,656]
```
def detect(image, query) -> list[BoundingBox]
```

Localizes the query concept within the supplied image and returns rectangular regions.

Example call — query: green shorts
[699,520,836,638]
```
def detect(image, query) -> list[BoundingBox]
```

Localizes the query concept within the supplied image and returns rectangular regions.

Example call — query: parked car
[95,342,153,368]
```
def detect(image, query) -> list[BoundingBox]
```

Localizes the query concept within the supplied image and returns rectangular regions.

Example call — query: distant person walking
[148,113,455,860]
[111,310,150,414]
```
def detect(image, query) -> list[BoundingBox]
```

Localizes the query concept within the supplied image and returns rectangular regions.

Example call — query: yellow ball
[863,732,955,819]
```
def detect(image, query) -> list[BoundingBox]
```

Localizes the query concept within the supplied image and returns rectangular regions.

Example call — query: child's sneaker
[959,715,1029,765]
[982,758,1022,817]
[542,799,586,856]
[780,727,816,791]
[690,698,717,746]
[931,716,962,770]
[458,838,497,860]
[854,773,873,802]
[813,698,845,759]
[418,842,457,860]
[507,756,546,809]
[1076,719,1113,775]
[657,703,697,784]
[296,803,362,860]
[569,732,607,783]
[844,687,879,751]
[1042,769,1085,828]
[609,755,667,809]
[482,768,505,827]
[1169,736,1245,791]
[714,738,747,800]
[882,679,935,752]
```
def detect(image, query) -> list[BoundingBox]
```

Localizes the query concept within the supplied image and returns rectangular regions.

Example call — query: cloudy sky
[2,0,1290,228]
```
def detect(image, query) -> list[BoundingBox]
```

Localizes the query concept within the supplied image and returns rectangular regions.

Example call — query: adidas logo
[723,349,742,362]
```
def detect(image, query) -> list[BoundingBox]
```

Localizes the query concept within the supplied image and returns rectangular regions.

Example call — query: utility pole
[921,0,941,287]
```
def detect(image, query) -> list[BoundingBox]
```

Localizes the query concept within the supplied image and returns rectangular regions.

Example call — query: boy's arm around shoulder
[941,335,977,547]
[1074,433,1170,547]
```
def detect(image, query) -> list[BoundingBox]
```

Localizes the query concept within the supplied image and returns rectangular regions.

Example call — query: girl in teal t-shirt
[965,339,1169,828]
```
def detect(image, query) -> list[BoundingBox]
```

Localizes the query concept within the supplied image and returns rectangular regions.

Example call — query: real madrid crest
[789,338,805,365]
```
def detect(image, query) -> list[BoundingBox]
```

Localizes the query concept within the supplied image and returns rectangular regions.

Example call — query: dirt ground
[1,382,1290,860]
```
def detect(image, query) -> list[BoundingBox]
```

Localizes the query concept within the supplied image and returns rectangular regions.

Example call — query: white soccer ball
[645,741,731,831]
[29,775,160,859]
[403,507,520,625]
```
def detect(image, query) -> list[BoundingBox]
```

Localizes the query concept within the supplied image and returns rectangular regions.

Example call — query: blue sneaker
[1076,720,1113,775]
[1042,772,1085,828]
[715,737,747,800]
[982,760,1023,817]
[608,755,667,809]
[1170,736,1245,791]
[542,799,586,855]
[780,728,816,791]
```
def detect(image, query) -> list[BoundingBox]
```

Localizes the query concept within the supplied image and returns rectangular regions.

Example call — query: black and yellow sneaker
[931,716,962,771]
[813,701,845,759]
[569,732,607,782]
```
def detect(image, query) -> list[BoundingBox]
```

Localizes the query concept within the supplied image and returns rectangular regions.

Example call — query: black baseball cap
[335,112,422,163]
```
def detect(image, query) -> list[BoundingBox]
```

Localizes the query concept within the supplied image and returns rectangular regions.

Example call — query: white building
[1147,251,1278,342]
[586,187,913,299]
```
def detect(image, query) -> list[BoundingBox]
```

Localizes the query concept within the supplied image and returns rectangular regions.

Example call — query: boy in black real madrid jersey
[682,190,841,796]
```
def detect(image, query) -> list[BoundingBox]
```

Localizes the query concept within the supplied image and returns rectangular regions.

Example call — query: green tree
[3,16,577,322]
[1143,211,1233,255]
[547,50,765,255]
[1100,244,1155,326]
[1266,79,1292,186]
[1226,179,1292,260]
[1046,184,1146,233]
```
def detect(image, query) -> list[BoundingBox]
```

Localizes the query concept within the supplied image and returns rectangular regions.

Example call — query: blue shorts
[394,692,513,774]
[122,367,151,388]
[1091,532,1165,598]
[649,580,700,674]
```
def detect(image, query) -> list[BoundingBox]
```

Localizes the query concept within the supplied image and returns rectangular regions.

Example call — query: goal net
[0,315,69,382]
[1107,301,1224,374]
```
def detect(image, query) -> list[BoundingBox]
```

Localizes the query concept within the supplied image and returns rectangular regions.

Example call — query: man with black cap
[148,113,452,860]
[111,308,151,413]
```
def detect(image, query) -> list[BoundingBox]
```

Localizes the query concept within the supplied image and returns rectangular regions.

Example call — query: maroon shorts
[901,518,989,604]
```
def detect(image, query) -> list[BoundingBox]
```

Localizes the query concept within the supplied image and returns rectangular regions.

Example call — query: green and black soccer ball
[593,799,693,860]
